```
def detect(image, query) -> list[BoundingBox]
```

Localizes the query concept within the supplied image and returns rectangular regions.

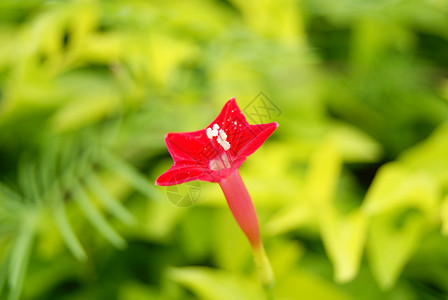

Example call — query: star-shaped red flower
[155,97,277,286]
[156,98,278,186]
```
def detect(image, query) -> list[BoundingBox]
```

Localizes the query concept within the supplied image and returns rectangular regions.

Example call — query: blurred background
[0,0,448,299]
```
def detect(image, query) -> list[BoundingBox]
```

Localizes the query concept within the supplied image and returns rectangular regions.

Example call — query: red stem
[219,169,261,248]
[219,169,274,287]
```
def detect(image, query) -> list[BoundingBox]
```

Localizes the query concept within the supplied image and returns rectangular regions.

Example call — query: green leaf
[0,183,23,212]
[8,211,37,300]
[319,209,367,282]
[306,142,342,208]
[399,121,448,185]
[144,200,185,242]
[168,267,265,300]
[53,200,87,261]
[306,142,367,282]
[328,122,383,163]
[50,93,120,133]
[72,182,126,249]
[440,195,448,236]
[118,281,160,300]
[18,163,41,204]
[362,162,439,289]
[264,202,314,236]
[367,208,426,290]
[275,269,351,300]
[0,255,8,298]
[212,210,251,272]
[86,173,136,226]
[100,151,158,200]
[362,163,438,220]
[268,239,305,279]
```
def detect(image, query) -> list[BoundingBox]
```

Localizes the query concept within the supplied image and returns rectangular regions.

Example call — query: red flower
[155,98,278,186]
[155,97,277,287]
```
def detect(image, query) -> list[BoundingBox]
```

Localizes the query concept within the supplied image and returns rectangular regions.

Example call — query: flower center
[206,124,230,151]
[209,153,231,170]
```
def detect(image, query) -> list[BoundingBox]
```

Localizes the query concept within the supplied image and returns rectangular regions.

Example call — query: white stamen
[217,136,230,150]
[216,135,224,145]
[218,129,227,140]
[206,128,213,139]
[206,125,219,139]
[221,140,230,150]
[207,123,231,150]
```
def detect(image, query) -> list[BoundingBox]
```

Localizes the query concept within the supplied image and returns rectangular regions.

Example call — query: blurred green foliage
[0,0,448,299]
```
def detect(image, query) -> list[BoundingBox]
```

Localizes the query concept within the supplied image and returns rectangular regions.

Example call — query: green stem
[263,284,276,300]
[252,242,275,289]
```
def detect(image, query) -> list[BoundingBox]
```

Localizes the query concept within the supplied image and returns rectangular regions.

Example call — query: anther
[206,124,231,150]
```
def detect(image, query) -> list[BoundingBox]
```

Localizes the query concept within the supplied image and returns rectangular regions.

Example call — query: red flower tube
[156,98,277,287]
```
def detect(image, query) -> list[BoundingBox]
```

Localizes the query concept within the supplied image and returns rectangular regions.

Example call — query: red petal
[235,122,278,158]
[208,97,249,132]
[155,164,211,186]
[206,98,278,159]
[165,130,214,165]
